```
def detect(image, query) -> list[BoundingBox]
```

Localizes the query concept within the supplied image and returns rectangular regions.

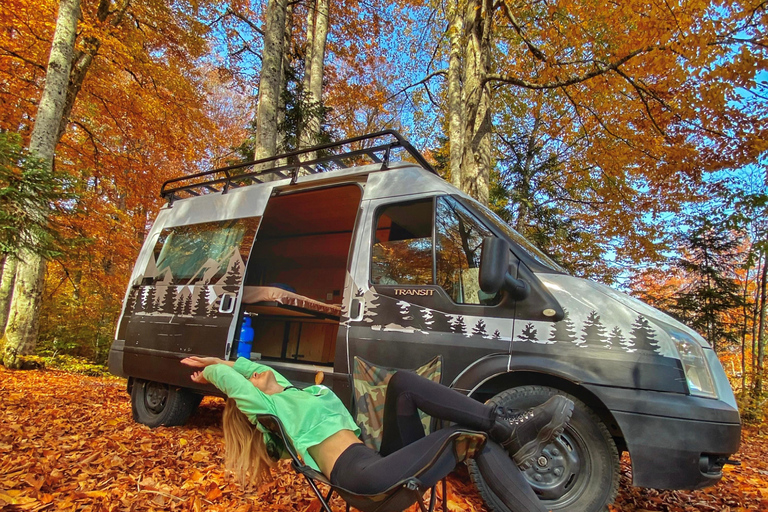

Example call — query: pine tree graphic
[549,309,577,344]
[155,286,168,313]
[421,308,435,330]
[160,286,178,315]
[127,288,141,314]
[630,315,659,353]
[472,319,489,337]
[492,330,501,340]
[430,311,454,333]
[610,326,634,352]
[397,301,413,322]
[363,293,383,324]
[580,310,607,349]
[180,294,193,316]
[208,294,220,317]
[143,287,157,314]
[192,288,209,317]
[451,316,467,335]
[517,323,538,342]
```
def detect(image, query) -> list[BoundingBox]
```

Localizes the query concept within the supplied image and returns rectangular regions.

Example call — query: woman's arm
[181,356,292,388]
[181,356,233,369]
[200,364,275,418]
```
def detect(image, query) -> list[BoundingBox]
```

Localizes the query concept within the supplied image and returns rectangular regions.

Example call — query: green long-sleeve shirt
[203,358,360,471]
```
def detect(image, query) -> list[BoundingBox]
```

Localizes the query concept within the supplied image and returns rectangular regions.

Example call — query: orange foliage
[0,0,236,359]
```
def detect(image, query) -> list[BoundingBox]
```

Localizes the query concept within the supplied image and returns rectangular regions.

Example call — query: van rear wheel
[469,386,619,512]
[131,379,202,427]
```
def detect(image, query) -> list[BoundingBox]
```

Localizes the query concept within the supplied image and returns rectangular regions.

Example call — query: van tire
[468,386,619,512]
[131,379,202,427]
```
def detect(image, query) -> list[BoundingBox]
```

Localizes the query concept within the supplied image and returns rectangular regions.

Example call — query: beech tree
[298,0,330,158]
[398,0,768,279]
[1,0,217,364]
[0,0,79,368]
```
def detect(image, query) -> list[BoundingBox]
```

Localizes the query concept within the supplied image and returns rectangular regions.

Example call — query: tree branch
[224,7,265,36]
[485,47,653,89]
[386,70,447,101]
[498,0,547,62]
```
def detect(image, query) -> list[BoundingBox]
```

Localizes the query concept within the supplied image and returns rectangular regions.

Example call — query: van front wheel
[469,386,620,512]
[131,379,202,427]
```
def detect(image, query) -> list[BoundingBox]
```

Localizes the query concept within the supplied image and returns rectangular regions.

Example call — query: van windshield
[467,198,567,274]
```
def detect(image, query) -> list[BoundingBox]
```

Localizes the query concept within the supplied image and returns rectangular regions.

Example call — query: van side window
[436,197,501,305]
[371,199,433,285]
[151,218,259,285]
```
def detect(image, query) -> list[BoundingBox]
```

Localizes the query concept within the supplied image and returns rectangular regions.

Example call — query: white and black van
[108,131,740,512]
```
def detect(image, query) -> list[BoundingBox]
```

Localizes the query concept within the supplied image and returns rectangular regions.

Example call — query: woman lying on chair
[181,356,573,512]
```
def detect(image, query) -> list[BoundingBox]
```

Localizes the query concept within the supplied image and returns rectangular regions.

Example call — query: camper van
[108,131,740,512]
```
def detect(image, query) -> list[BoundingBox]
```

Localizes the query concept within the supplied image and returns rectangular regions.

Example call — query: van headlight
[671,332,717,399]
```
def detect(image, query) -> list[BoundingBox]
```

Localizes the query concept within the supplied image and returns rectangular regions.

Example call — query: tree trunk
[1,252,47,367]
[276,0,294,156]
[1,0,80,369]
[458,0,493,205]
[753,250,768,397]
[740,254,752,396]
[0,256,17,336]
[299,0,329,160]
[447,1,464,188]
[254,0,289,169]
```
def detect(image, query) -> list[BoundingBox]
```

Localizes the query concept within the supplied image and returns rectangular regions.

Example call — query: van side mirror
[479,237,530,301]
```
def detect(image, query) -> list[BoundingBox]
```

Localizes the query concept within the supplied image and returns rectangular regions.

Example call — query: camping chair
[256,356,488,512]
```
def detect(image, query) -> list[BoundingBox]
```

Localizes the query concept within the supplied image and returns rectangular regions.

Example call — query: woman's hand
[181,356,222,368]
[190,371,209,384]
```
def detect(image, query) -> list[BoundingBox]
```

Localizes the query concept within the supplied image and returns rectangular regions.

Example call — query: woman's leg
[332,425,547,512]
[379,370,574,469]
[380,370,495,455]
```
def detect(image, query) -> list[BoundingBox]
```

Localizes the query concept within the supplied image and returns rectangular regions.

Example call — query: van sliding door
[122,217,259,386]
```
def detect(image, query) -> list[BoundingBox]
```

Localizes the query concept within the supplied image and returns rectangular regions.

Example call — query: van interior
[240,184,362,366]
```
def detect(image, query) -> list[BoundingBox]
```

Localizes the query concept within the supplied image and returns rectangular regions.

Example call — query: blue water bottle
[237,316,254,359]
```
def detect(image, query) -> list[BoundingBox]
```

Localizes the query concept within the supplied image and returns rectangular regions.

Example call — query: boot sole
[513,397,574,469]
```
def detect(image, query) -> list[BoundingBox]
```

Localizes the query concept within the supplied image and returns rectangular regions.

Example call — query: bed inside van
[240,184,361,366]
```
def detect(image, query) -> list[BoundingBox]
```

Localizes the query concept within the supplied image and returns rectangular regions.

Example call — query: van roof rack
[160,130,437,204]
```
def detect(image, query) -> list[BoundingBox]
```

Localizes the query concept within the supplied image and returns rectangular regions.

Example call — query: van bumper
[585,385,741,490]
[108,339,126,378]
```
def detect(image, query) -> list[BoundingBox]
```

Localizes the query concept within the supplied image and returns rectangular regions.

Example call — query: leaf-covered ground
[1,367,767,512]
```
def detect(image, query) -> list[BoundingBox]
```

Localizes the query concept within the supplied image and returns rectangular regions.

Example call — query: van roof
[160,130,438,205]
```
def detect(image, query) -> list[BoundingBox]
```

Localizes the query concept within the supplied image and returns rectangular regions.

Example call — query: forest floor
[1,366,767,512]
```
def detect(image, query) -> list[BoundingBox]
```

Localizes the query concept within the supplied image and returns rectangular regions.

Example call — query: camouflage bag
[352,355,442,451]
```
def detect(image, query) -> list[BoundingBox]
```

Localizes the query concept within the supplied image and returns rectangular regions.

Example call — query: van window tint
[371,200,433,285]
[436,197,501,305]
[152,218,259,285]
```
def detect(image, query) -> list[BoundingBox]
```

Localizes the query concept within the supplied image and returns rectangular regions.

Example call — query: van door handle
[350,298,363,320]
[219,292,236,313]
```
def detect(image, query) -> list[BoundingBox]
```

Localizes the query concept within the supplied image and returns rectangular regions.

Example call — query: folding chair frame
[257,414,486,512]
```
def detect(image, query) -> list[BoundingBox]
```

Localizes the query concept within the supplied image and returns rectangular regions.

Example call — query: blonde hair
[222,398,276,486]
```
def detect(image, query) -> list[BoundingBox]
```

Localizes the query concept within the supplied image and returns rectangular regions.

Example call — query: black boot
[489,395,574,468]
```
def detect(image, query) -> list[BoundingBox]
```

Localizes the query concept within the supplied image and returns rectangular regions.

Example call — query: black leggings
[329,371,546,512]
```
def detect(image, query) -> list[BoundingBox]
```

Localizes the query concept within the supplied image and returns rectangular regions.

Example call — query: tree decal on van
[630,315,660,353]
[517,323,537,343]
[428,309,453,333]
[472,319,488,337]
[548,309,576,344]
[142,287,157,313]
[192,288,209,316]
[608,326,628,352]
[451,316,467,335]
[581,311,608,349]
